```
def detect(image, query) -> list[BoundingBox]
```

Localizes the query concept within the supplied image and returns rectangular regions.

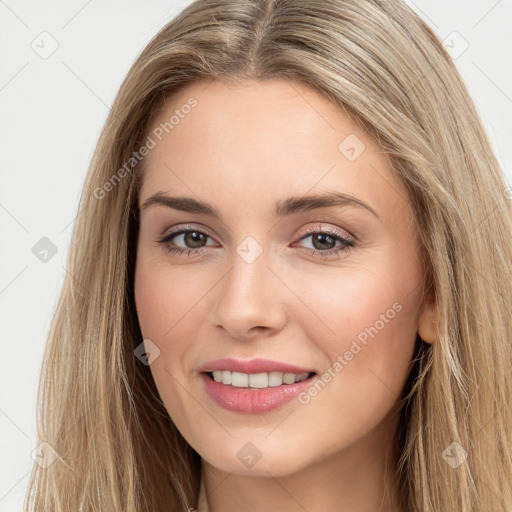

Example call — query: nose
[209,245,289,341]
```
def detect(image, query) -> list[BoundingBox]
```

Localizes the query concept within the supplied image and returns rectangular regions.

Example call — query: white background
[1,0,511,509]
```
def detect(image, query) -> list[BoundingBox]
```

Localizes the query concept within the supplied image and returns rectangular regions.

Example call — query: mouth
[200,370,318,414]
[204,370,316,388]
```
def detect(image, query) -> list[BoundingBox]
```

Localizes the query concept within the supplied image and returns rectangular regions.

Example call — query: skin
[134,77,437,512]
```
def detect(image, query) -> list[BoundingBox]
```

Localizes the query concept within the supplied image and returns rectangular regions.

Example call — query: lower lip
[200,372,316,413]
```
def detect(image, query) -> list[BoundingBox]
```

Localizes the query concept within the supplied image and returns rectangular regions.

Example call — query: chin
[197,437,317,477]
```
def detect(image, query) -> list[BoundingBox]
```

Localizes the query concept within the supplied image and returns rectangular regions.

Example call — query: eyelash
[155,224,355,259]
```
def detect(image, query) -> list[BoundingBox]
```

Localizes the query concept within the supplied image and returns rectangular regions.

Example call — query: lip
[200,373,317,413]
[198,358,317,414]
[197,357,315,375]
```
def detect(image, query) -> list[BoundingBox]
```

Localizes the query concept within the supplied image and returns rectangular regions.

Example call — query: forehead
[139,78,409,225]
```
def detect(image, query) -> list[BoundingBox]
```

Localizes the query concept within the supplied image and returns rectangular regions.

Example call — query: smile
[201,371,317,414]
[209,370,312,388]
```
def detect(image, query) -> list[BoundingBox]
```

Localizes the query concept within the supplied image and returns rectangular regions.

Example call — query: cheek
[133,253,223,387]
[133,257,202,397]
[133,257,208,424]
[297,257,416,352]
[294,261,419,426]
[134,256,210,341]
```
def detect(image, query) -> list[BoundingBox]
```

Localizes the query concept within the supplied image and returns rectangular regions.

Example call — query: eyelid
[295,223,355,243]
[161,222,354,244]
[162,223,217,240]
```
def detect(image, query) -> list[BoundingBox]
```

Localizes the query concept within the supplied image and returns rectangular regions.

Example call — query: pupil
[185,232,205,248]
[313,233,335,250]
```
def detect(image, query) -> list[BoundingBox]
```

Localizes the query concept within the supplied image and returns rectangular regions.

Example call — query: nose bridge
[210,234,288,337]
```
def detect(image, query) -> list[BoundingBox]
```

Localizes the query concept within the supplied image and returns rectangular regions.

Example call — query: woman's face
[134,78,436,477]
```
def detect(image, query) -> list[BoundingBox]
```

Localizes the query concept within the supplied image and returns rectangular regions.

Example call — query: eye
[155,224,217,256]
[292,225,355,258]
[155,223,356,259]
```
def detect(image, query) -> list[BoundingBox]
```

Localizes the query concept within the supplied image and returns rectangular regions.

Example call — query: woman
[25,0,512,511]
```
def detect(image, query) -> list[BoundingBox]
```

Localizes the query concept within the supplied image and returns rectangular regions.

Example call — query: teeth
[268,372,284,387]
[231,372,248,387]
[248,372,268,388]
[210,370,310,388]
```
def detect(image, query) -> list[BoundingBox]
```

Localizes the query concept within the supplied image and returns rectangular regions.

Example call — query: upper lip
[198,357,316,375]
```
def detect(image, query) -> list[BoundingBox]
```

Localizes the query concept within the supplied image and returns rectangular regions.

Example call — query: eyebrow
[140,190,380,220]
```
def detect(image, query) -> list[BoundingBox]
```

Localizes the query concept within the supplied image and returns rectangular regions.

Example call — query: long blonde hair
[25,0,512,510]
